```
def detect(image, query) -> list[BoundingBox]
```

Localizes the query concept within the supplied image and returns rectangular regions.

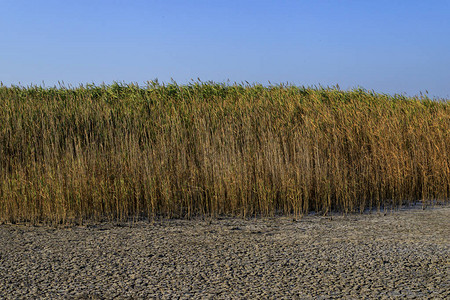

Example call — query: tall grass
[0,82,448,224]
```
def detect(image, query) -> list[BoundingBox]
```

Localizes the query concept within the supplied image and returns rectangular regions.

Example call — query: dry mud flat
[0,205,449,299]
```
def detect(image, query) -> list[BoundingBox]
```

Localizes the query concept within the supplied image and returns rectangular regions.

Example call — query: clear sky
[1,0,449,98]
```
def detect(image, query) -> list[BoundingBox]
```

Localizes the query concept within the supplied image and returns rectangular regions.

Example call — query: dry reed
[0,82,448,224]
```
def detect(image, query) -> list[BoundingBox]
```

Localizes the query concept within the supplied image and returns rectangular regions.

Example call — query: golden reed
[0,82,448,224]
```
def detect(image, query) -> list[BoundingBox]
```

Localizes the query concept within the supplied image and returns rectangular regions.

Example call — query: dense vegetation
[0,82,448,224]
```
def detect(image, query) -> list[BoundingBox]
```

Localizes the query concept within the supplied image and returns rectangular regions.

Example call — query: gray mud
[1,205,449,299]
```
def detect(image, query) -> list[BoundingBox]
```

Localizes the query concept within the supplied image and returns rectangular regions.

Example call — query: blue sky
[1,0,449,98]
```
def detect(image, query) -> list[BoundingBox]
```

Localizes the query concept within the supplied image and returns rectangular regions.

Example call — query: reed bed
[0,82,448,224]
